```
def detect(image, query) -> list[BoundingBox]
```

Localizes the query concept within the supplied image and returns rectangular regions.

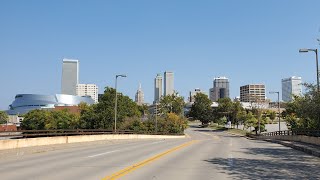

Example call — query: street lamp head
[299,49,309,53]
[269,91,279,94]
[299,48,317,53]
[116,74,127,78]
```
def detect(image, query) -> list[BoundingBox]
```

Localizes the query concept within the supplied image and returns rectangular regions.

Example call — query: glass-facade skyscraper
[61,59,79,95]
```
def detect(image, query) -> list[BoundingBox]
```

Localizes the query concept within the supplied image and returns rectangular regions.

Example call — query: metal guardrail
[261,130,320,137]
[0,129,184,138]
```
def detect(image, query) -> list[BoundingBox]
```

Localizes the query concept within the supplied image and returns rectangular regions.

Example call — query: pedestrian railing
[261,130,320,137]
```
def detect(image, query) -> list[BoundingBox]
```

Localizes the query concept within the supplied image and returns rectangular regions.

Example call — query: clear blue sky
[1,0,320,110]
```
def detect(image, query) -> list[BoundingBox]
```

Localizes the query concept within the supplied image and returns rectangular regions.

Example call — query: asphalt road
[0,126,320,180]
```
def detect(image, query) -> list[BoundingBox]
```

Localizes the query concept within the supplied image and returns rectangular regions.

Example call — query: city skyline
[1,1,320,110]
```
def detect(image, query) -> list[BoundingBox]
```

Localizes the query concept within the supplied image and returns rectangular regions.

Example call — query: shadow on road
[204,146,320,179]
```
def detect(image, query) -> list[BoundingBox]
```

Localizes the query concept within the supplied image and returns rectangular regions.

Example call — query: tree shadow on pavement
[204,146,320,180]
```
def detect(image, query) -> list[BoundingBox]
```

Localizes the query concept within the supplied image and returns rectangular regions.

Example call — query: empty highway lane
[0,127,319,180]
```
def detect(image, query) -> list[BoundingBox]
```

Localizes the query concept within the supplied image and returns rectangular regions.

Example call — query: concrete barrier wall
[0,134,185,150]
[257,135,320,146]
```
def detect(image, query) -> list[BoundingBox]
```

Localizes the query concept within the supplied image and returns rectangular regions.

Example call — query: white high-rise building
[164,71,174,96]
[135,83,144,105]
[282,76,302,102]
[61,59,79,95]
[76,84,99,103]
[154,74,163,104]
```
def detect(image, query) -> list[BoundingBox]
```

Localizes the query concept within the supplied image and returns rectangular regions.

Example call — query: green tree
[21,109,50,130]
[94,87,141,129]
[237,110,247,129]
[284,83,320,129]
[285,114,300,130]
[119,117,147,132]
[189,93,212,125]
[213,98,234,123]
[269,111,276,123]
[137,104,149,117]
[21,109,79,130]
[159,93,185,115]
[158,113,187,134]
[45,110,79,130]
[78,102,98,129]
[244,112,258,133]
[231,101,244,128]
[0,111,8,124]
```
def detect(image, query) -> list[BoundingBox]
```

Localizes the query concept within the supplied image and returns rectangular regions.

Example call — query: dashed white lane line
[88,150,121,158]
[87,141,165,158]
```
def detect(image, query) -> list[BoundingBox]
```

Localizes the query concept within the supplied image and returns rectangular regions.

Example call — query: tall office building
[240,84,266,102]
[209,77,230,102]
[154,74,163,104]
[282,76,302,102]
[61,59,79,95]
[164,71,174,96]
[135,83,144,105]
[76,84,99,103]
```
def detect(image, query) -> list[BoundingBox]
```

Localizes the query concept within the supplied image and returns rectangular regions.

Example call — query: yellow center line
[102,140,198,180]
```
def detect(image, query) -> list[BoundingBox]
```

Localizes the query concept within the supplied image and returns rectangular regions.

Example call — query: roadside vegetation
[21,87,187,134]
[0,111,9,124]
[282,83,320,130]
[188,93,281,134]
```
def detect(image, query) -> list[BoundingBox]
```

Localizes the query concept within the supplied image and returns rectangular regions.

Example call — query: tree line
[188,93,278,133]
[20,87,187,134]
[283,83,320,130]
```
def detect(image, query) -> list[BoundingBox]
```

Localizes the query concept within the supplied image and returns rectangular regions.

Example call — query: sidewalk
[262,138,320,158]
[224,130,320,158]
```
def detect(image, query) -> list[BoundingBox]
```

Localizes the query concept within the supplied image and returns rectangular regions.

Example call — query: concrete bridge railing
[255,130,320,146]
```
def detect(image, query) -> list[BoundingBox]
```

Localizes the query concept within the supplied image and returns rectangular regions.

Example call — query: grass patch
[227,128,249,136]
[209,123,251,136]
[209,123,227,130]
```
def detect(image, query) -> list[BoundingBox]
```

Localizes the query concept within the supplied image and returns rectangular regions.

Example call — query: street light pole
[299,48,319,91]
[114,74,126,132]
[316,49,319,91]
[270,91,280,132]
[155,102,158,133]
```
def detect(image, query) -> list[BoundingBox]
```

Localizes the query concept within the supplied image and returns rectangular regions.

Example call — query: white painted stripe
[88,150,120,158]
[87,141,165,158]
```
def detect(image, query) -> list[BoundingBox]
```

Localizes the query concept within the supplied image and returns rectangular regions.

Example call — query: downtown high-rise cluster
[188,75,302,104]
[153,71,174,104]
